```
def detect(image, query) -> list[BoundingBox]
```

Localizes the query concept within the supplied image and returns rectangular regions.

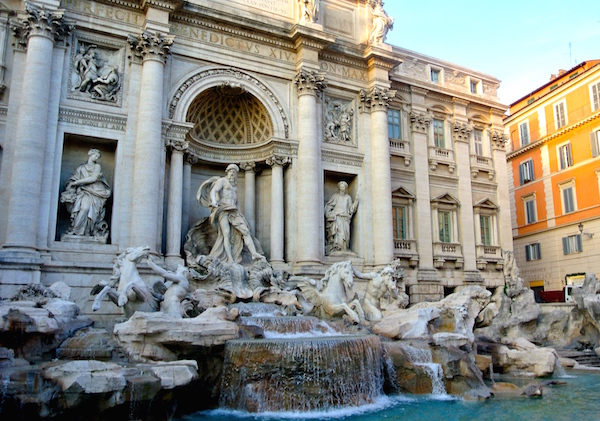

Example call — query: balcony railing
[428,146,455,173]
[393,238,418,267]
[433,241,463,268]
[470,154,495,180]
[389,138,411,166]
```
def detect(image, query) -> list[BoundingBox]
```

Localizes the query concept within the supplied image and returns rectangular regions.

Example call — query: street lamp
[578,222,594,239]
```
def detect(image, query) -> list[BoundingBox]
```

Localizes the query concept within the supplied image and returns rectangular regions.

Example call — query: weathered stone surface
[113,306,239,362]
[493,344,557,377]
[49,281,72,300]
[143,360,199,389]
[43,360,127,395]
[56,327,117,360]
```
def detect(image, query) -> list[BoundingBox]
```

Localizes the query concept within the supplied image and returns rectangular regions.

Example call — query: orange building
[505,60,600,294]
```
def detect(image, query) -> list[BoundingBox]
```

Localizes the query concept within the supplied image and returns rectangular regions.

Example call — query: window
[523,195,536,224]
[480,215,491,246]
[431,68,440,83]
[519,121,530,146]
[591,130,600,157]
[388,109,401,140]
[559,181,577,214]
[562,234,582,255]
[470,80,478,94]
[519,159,534,185]
[439,211,451,243]
[473,129,483,155]
[433,119,445,148]
[393,205,406,240]
[554,100,567,129]
[525,243,541,261]
[558,142,573,169]
[590,81,600,111]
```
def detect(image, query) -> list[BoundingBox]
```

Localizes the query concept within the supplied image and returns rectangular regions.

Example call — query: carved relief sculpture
[324,98,354,144]
[368,0,394,45]
[325,181,359,254]
[196,164,264,263]
[60,148,111,242]
[69,38,124,104]
[298,0,319,23]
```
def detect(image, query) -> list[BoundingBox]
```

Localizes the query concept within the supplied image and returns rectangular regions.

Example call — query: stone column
[491,130,513,252]
[2,6,72,254]
[241,162,257,236]
[267,155,290,264]
[182,155,197,245]
[164,124,190,266]
[360,87,396,267]
[453,121,477,273]
[128,31,174,252]
[294,69,326,266]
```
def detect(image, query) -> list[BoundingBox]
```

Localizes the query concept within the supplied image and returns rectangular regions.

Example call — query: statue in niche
[196,164,264,264]
[324,99,354,144]
[298,0,319,23]
[368,0,394,45]
[325,181,359,254]
[71,42,121,102]
[60,148,111,241]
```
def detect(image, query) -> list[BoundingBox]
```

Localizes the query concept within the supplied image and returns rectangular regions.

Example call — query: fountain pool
[180,370,600,421]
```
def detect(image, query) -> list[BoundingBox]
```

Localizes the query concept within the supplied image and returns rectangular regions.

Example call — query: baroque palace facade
[0,0,510,316]
[505,60,600,294]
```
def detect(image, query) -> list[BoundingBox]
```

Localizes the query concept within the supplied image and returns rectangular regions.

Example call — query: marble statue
[60,148,111,241]
[354,266,398,321]
[196,164,263,263]
[91,65,120,101]
[368,0,394,45]
[91,246,163,318]
[288,261,365,324]
[147,256,190,318]
[503,249,525,298]
[299,0,319,23]
[325,181,359,254]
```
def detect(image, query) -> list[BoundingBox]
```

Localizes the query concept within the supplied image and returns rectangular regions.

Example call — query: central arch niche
[186,84,274,145]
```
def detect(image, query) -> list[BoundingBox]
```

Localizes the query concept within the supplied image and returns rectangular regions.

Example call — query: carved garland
[169,68,290,139]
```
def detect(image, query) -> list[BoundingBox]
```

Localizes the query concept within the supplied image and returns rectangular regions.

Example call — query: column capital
[166,138,188,152]
[294,69,326,97]
[240,162,257,172]
[266,155,291,167]
[185,154,199,165]
[491,130,508,151]
[360,87,396,112]
[11,5,73,49]
[409,110,431,133]
[452,121,472,143]
[128,30,174,63]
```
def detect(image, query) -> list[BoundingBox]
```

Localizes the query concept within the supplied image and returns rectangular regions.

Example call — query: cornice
[320,51,367,70]
[187,137,293,164]
[507,110,600,159]
[58,107,127,130]
[321,148,364,168]
[141,0,182,12]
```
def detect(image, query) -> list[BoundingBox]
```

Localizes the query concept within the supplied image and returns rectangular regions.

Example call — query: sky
[383,1,600,106]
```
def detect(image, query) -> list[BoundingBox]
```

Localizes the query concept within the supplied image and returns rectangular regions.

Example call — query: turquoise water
[179,371,600,421]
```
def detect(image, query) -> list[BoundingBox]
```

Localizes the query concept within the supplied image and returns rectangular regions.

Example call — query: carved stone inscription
[68,37,124,105]
[62,0,144,25]
[201,0,293,18]
[319,62,367,82]
[170,23,295,64]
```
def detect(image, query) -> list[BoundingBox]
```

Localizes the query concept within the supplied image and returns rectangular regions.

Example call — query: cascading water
[402,345,447,396]
[220,305,386,413]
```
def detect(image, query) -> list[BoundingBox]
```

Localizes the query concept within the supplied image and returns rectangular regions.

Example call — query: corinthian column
[128,31,174,252]
[294,69,326,265]
[164,122,192,266]
[361,87,396,267]
[2,6,72,254]
[267,155,290,264]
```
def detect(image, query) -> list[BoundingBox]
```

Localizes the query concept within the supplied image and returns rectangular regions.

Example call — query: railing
[428,146,455,172]
[390,138,412,165]
[393,239,418,267]
[470,154,495,180]
[433,242,462,258]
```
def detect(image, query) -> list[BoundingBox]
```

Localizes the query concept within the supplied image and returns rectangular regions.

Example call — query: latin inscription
[320,62,367,82]
[170,23,295,63]
[207,0,293,19]
[62,0,144,25]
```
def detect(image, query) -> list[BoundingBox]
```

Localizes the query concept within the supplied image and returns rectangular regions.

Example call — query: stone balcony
[470,154,495,180]
[476,244,503,270]
[428,146,455,173]
[393,238,419,267]
[432,242,463,269]
[389,138,411,166]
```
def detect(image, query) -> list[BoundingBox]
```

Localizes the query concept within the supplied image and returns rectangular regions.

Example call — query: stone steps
[557,350,600,367]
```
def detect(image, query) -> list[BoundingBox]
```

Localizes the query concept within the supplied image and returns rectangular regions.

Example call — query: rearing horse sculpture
[288,260,365,324]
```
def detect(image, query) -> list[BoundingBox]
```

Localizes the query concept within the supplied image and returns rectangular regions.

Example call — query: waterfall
[402,345,447,396]
[240,316,343,338]
[219,335,385,412]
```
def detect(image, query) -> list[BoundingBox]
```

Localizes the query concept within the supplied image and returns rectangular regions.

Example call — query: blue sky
[383,1,600,105]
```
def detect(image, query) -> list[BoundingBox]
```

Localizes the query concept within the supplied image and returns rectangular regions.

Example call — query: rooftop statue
[60,148,111,241]
[325,181,359,254]
[196,164,263,264]
[298,0,319,23]
[369,0,394,45]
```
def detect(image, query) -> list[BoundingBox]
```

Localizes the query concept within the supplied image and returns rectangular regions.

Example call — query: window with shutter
[519,122,529,146]
[558,143,573,170]
[591,82,600,111]
[554,101,567,129]
[563,234,582,254]
[591,130,600,157]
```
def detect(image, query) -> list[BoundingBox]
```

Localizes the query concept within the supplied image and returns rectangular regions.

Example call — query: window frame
[519,121,530,147]
[438,210,452,243]
[523,194,537,225]
[553,100,567,129]
[591,128,600,158]
[430,67,442,84]
[388,108,402,140]
[519,159,535,185]
[562,234,582,255]
[433,118,445,148]
[480,214,492,246]
[473,129,484,156]
[557,141,573,170]
[525,243,541,261]
[392,205,407,240]
[590,81,600,111]
[558,179,577,215]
